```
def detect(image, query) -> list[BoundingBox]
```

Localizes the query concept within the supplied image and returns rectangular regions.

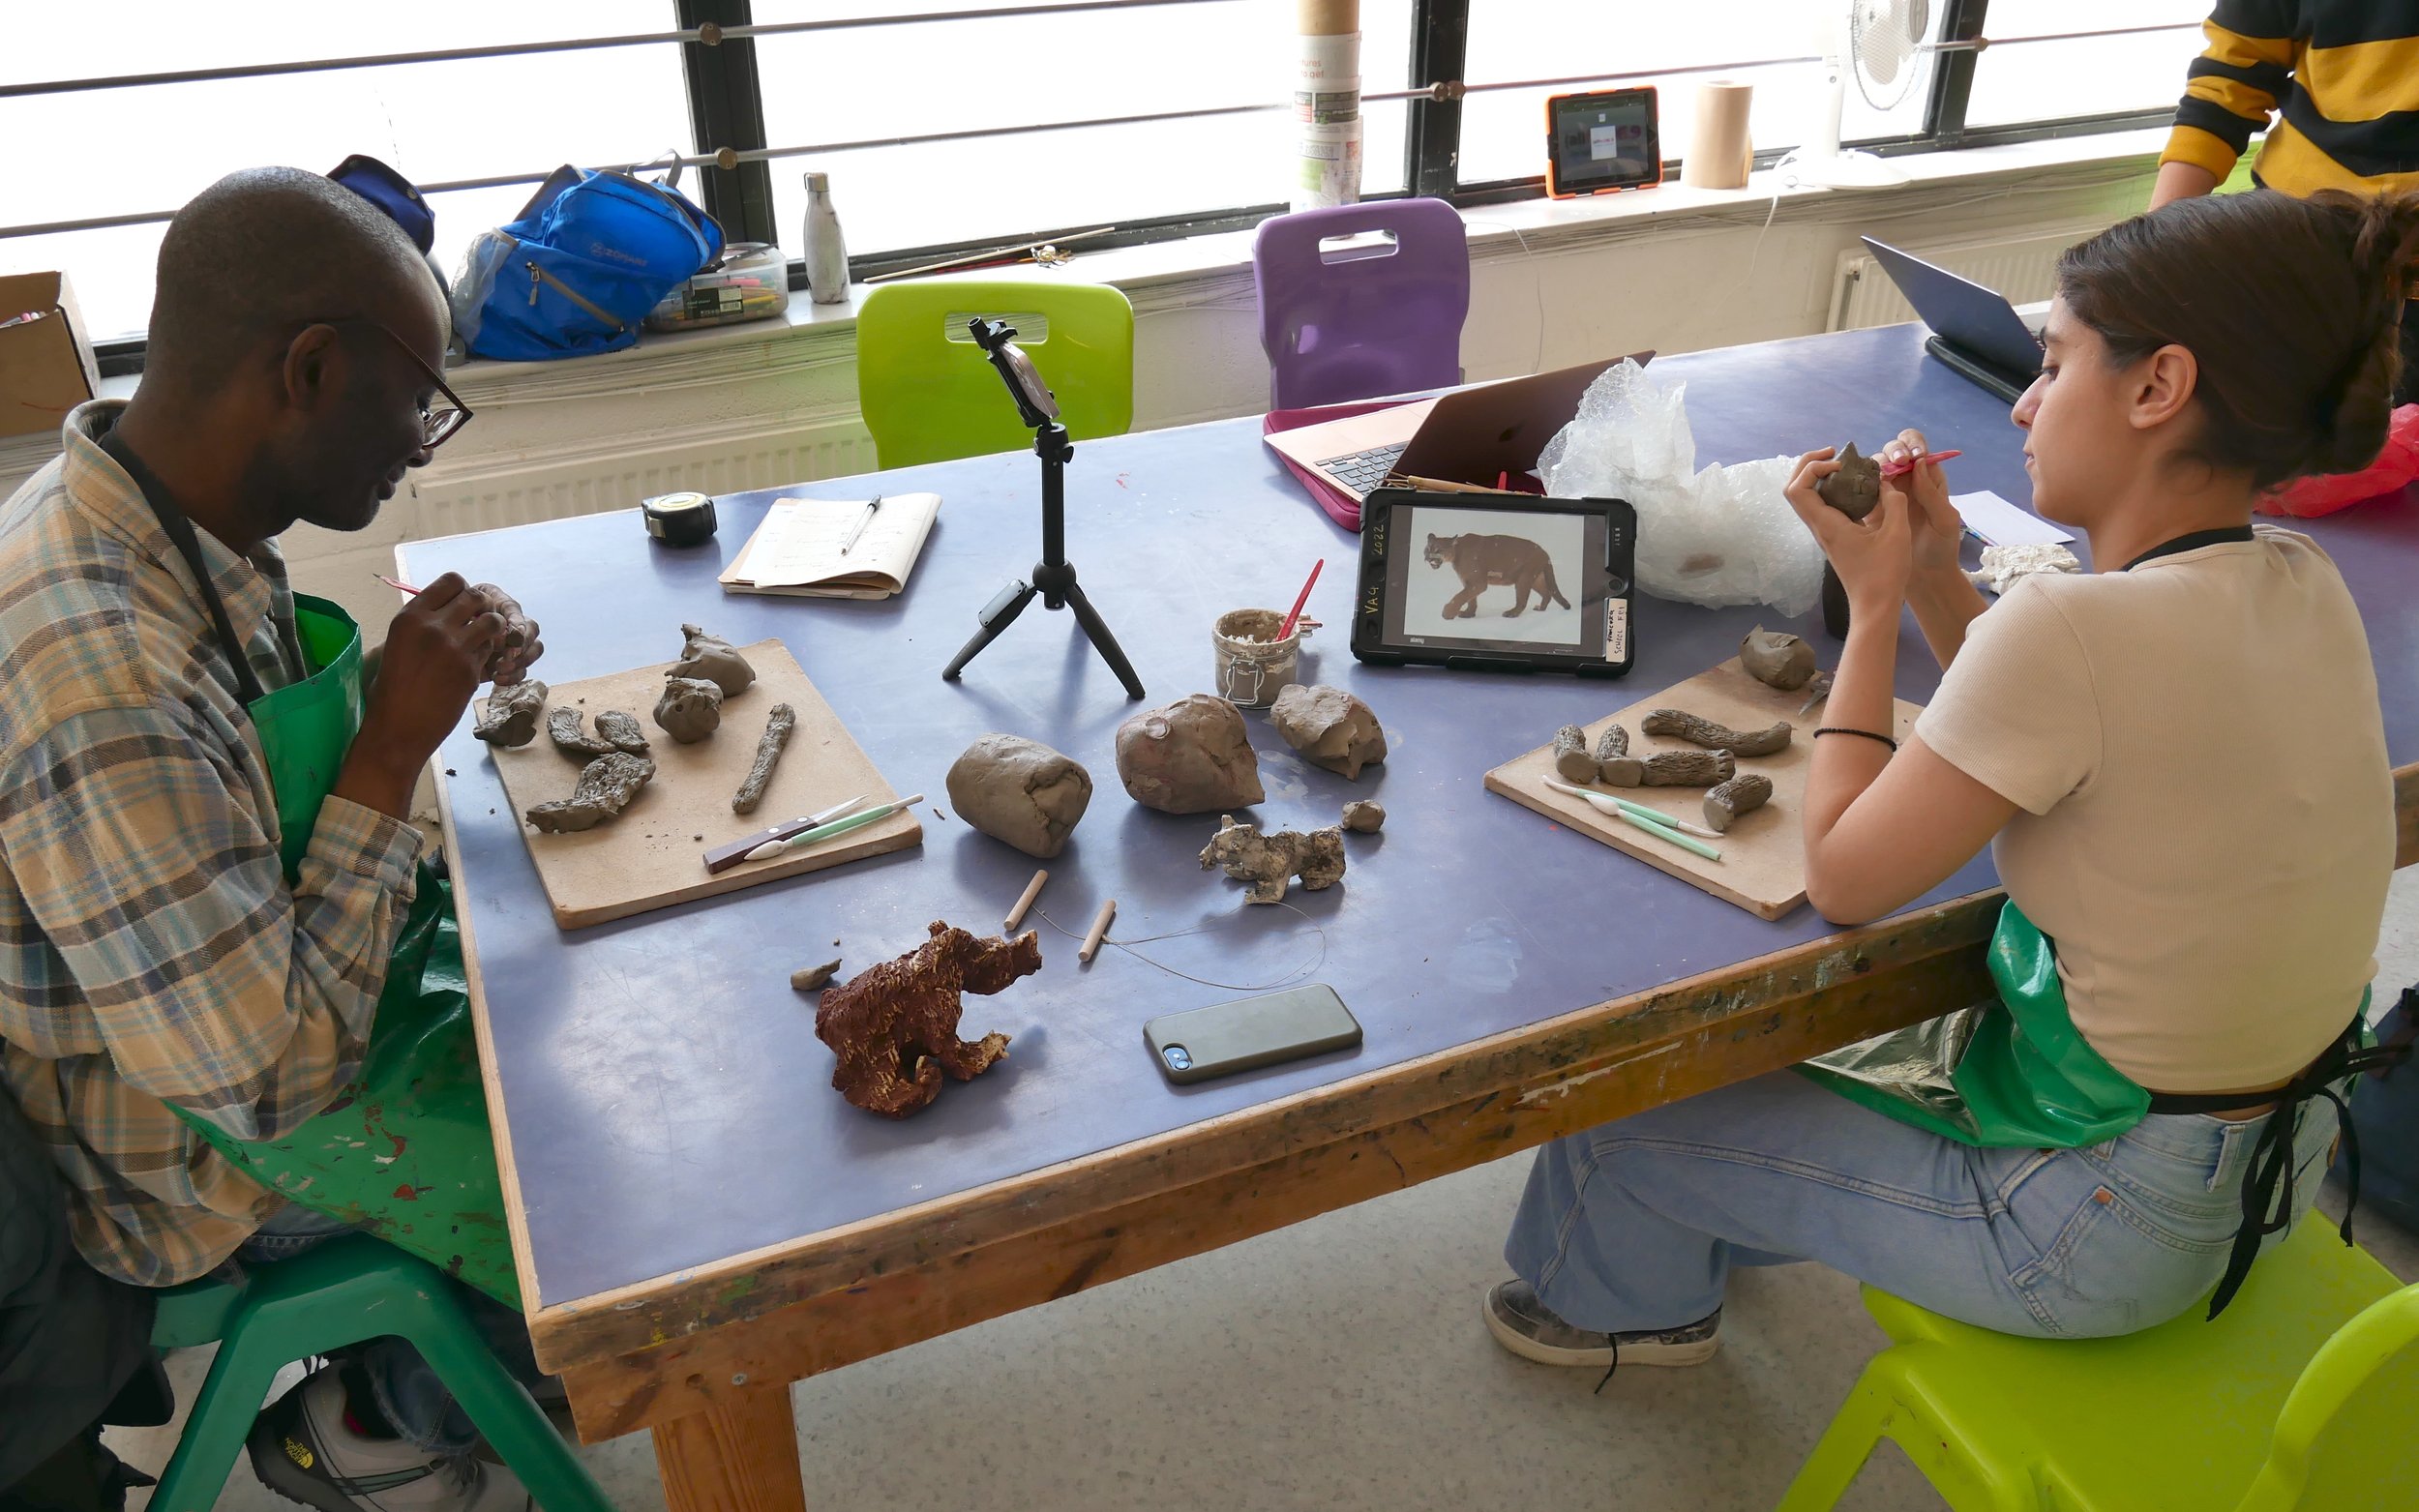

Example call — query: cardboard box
[0,272,102,439]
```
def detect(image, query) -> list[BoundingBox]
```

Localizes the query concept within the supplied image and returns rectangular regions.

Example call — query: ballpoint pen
[839,496,883,555]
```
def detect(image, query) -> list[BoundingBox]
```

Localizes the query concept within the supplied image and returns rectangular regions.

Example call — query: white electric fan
[1779,0,1933,190]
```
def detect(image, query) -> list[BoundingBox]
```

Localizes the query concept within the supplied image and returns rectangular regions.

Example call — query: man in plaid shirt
[0,169,544,1508]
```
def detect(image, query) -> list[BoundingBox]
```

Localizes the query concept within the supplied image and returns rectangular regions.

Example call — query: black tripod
[941,317,1145,699]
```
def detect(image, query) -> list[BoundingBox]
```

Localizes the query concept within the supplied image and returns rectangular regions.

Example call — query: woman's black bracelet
[1814,726,1897,752]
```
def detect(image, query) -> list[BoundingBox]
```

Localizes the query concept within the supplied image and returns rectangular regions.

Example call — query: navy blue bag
[2337,986,2419,1233]
[452,164,723,361]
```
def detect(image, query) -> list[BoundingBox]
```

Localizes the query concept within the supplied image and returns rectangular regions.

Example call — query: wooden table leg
[651,1383,808,1512]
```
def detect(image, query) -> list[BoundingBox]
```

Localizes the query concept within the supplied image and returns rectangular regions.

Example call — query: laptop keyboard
[1315,442,1409,492]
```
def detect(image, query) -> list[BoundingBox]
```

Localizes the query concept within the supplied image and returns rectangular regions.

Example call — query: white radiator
[1828,223,2105,333]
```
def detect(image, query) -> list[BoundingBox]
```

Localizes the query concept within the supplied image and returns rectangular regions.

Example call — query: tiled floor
[117,869,2419,1510]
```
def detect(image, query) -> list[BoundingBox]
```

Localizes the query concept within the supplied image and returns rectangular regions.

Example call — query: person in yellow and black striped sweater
[2151,2,2419,399]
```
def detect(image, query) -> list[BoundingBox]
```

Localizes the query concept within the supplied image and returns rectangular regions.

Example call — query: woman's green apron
[102,430,516,1306]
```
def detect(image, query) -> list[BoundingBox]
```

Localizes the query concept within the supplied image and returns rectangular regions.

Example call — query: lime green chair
[855,279,1134,468]
[1778,1218,2419,1511]
[144,1233,612,1512]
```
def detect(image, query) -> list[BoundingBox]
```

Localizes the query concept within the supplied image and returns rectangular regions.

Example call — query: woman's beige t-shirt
[1915,526,2393,1093]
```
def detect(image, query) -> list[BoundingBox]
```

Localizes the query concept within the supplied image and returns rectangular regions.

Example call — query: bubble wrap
[1539,361,1824,618]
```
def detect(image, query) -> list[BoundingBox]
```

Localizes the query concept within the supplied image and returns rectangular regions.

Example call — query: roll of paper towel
[1682,80,1754,190]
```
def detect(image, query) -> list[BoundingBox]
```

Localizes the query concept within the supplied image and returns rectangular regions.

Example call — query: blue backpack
[453,165,723,361]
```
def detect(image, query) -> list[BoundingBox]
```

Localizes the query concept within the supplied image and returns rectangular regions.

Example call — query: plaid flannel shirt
[0,401,422,1287]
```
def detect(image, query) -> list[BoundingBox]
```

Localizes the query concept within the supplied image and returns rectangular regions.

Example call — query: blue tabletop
[403,323,2419,1308]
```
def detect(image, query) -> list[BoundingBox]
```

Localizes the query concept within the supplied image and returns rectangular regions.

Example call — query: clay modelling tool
[1879,448,1960,479]
[703,793,869,875]
[375,574,422,595]
[1003,869,1049,933]
[1079,898,1118,963]
[1276,559,1325,642]
[1548,779,1722,837]
[743,794,923,863]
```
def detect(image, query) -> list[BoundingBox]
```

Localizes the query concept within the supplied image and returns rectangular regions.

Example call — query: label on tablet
[1603,598,1628,662]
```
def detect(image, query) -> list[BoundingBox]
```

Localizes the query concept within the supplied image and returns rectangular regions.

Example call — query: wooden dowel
[1003,869,1048,934]
[1079,899,1117,963]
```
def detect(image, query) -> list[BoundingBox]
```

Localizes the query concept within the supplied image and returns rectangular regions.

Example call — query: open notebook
[720,492,941,600]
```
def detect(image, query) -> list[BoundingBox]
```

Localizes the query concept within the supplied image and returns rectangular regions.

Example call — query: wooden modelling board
[1483,656,1921,920]
[485,639,919,928]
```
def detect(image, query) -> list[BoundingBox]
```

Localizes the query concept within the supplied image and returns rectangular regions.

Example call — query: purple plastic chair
[1252,197,1471,410]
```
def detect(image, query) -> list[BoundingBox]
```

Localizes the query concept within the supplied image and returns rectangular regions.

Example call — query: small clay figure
[1702,772,1775,833]
[1640,708,1793,757]
[1601,749,1736,788]
[1816,442,1882,519]
[1739,627,1818,691]
[790,960,841,993]
[672,623,755,697]
[1552,725,1598,785]
[1199,814,1346,904]
[1269,684,1388,780]
[524,752,656,833]
[472,679,547,747]
[1595,725,1642,786]
[593,709,650,756]
[1115,694,1266,814]
[653,676,724,743]
[732,703,796,814]
[1340,800,1386,834]
[815,920,1039,1118]
[945,733,1092,858]
[546,707,617,760]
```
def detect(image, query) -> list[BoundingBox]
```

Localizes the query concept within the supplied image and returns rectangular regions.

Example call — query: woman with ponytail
[1483,191,2414,1376]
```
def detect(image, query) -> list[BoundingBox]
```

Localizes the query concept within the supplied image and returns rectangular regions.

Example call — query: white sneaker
[246,1367,532,1510]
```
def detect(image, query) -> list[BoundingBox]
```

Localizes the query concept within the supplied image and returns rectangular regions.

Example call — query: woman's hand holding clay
[1785,446,1915,618]
[1877,429,1965,578]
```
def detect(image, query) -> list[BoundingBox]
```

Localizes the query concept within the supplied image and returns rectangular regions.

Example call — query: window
[1964,1,2206,131]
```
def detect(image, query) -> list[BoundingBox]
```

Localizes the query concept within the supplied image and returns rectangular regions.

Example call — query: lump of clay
[472,679,547,747]
[1269,684,1388,781]
[547,706,617,760]
[945,733,1092,859]
[1116,694,1265,814]
[653,676,724,743]
[1200,814,1346,904]
[733,703,797,815]
[1816,442,1881,520]
[1640,708,1792,757]
[790,960,841,993]
[525,752,655,833]
[1702,773,1774,834]
[672,623,755,697]
[815,920,1039,1118]
[1340,800,1385,834]
[593,709,650,755]
[1552,725,1597,784]
[1601,749,1735,788]
[1740,627,1817,691]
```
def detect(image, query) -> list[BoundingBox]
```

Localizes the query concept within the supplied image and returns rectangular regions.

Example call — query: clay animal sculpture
[945,734,1093,859]
[1424,533,1570,619]
[653,676,724,743]
[1640,708,1793,757]
[1551,725,1598,784]
[814,920,1040,1118]
[546,707,618,760]
[1816,442,1881,519]
[1116,695,1266,814]
[593,709,650,756]
[1340,800,1386,833]
[672,623,755,697]
[1270,684,1388,780]
[1600,749,1735,788]
[1739,627,1817,691]
[472,680,547,747]
[524,752,655,833]
[1199,814,1346,904]
[732,703,797,814]
[1702,773,1774,834]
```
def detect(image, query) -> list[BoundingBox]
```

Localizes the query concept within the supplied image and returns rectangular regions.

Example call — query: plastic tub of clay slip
[1211,608,1311,708]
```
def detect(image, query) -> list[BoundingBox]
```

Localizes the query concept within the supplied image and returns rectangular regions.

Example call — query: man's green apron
[102,430,516,1306]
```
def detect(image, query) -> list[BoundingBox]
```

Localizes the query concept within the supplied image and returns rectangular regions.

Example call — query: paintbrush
[743,793,923,863]
[1276,559,1323,641]
[1879,448,1960,479]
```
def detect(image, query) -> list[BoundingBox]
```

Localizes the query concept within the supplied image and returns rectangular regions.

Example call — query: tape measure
[642,491,718,547]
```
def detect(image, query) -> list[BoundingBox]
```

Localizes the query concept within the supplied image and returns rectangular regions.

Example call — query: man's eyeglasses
[316,317,473,450]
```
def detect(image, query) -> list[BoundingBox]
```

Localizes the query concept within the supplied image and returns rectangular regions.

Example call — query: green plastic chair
[144,1233,612,1512]
[855,278,1134,468]
[1777,1218,2419,1511]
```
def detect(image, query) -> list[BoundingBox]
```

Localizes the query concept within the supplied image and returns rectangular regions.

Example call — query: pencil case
[643,241,791,332]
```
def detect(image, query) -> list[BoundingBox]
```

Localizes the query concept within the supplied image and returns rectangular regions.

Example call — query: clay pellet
[1552,725,1598,784]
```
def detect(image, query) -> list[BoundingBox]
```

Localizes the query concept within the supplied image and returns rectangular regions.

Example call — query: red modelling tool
[1276,559,1324,641]
[1879,448,1961,479]
[375,573,422,595]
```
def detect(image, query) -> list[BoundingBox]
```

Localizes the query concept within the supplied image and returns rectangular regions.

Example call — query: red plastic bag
[2259,403,2419,518]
